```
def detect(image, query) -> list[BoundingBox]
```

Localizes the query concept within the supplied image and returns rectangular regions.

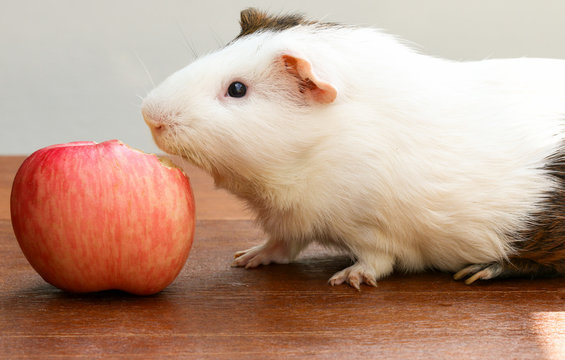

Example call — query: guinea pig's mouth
[141,101,184,147]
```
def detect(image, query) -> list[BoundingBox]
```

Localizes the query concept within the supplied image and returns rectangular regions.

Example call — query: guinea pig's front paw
[232,240,291,269]
[329,253,394,290]
[328,262,379,290]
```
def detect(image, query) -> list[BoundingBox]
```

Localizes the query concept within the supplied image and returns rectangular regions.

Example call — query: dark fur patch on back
[513,149,565,275]
[235,8,316,39]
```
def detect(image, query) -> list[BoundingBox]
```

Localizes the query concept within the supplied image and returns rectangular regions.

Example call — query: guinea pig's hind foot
[453,263,506,285]
[454,259,560,284]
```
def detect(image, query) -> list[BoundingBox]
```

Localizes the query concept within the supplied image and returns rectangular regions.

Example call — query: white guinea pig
[142,8,565,289]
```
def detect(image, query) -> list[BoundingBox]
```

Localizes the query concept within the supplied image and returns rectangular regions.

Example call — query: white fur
[142,23,565,285]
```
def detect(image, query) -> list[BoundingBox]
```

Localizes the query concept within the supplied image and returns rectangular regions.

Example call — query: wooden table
[1,156,564,359]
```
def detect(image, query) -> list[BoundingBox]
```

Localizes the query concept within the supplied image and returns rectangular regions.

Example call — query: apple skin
[10,140,195,295]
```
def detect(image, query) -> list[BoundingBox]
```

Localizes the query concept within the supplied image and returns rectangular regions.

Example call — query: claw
[364,274,378,288]
[453,264,484,281]
[233,250,246,259]
[349,276,361,291]
[454,262,505,284]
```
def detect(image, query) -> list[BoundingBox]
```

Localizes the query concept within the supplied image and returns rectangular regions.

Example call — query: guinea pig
[141,8,565,289]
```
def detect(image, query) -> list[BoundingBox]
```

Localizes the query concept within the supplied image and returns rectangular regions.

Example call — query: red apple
[10,140,195,295]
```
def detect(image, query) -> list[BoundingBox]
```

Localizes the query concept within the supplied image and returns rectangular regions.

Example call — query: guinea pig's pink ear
[281,55,337,104]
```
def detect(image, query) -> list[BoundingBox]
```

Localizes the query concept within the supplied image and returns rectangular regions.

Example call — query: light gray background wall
[2,0,565,154]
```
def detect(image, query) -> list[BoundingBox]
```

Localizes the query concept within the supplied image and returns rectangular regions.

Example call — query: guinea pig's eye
[227,81,247,98]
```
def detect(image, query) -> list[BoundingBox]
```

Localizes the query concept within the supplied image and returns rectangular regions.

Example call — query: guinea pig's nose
[141,106,165,132]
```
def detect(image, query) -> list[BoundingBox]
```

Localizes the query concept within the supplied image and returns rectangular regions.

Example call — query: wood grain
[1,156,564,359]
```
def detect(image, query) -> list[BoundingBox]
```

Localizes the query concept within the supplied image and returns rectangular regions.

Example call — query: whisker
[131,100,143,109]
[176,21,199,60]
[210,27,224,47]
[135,52,156,88]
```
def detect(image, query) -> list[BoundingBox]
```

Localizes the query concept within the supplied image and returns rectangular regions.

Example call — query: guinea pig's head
[141,8,339,181]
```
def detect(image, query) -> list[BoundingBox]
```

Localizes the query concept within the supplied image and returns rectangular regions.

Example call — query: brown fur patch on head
[236,8,315,39]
